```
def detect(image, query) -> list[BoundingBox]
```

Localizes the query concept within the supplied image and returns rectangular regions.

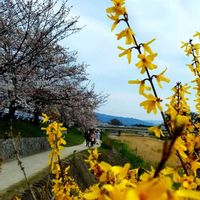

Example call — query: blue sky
[63,0,200,120]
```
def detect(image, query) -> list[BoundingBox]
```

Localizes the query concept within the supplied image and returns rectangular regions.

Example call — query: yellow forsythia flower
[11,196,21,200]
[140,94,162,114]
[130,177,172,200]
[118,46,132,64]
[83,184,103,199]
[176,189,200,200]
[128,79,151,95]
[193,31,200,39]
[154,68,170,88]
[107,14,120,31]
[174,137,188,159]
[148,126,164,138]
[106,0,126,18]
[42,113,49,123]
[175,115,190,131]
[191,160,200,176]
[182,175,197,190]
[142,38,156,55]
[116,28,135,45]
[136,53,158,74]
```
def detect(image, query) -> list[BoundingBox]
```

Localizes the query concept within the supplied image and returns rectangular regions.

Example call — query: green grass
[0,119,43,138]
[101,132,150,169]
[0,119,84,147]
[63,127,85,147]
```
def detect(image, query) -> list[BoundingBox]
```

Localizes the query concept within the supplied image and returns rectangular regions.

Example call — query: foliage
[63,127,85,147]
[0,119,42,138]
[109,118,123,126]
[190,112,200,124]
[101,136,150,169]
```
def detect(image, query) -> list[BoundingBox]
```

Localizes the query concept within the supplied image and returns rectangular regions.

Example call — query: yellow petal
[176,189,200,199]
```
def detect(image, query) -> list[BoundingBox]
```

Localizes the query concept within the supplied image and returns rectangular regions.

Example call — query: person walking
[84,130,90,147]
[90,129,96,147]
[95,129,101,145]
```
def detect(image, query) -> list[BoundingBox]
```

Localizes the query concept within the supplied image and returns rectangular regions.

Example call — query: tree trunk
[33,110,40,125]
[7,102,16,121]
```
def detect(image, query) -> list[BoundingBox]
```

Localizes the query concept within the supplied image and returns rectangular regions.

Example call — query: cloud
[63,0,199,120]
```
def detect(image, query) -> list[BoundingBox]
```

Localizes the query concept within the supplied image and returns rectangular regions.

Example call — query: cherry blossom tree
[0,0,80,119]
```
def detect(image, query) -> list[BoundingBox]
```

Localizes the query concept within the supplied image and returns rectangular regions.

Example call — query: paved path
[0,143,88,192]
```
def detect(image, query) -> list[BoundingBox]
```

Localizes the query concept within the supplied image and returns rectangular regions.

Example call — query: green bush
[0,119,42,138]
[63,127,84,147]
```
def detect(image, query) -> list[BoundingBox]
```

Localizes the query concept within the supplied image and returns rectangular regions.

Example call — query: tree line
[0,0,106,131]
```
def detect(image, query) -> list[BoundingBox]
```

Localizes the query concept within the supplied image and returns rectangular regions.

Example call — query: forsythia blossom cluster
[83,149,200,200]
[107,0,170,115]
[105,0,200,199]
[39,114,200,200]
[181,33,200,115]
[41,114,81,200]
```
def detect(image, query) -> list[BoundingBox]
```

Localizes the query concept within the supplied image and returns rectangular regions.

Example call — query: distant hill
[95,113,154,126]
[144,120,162,125]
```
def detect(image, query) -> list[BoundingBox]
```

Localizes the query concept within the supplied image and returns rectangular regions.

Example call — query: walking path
[0,143,88,192]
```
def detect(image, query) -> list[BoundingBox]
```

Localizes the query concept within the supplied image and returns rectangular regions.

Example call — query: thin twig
[123,14,172,138]
[9,119,37,200]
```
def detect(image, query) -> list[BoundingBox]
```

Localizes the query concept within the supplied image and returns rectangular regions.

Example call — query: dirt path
[0,143,88,192]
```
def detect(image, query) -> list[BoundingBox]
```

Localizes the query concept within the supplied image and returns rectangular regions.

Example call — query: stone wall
[0,137,50,160]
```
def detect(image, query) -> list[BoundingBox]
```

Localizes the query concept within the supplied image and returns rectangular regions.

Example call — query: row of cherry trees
[0,0,106,130]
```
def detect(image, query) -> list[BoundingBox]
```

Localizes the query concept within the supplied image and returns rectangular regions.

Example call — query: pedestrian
[90,129,96,147]
[84,130,90,147]
[95,129,101,145]
[100,129,103,140]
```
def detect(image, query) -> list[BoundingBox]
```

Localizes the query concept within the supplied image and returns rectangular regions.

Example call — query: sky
[63,0,200,120]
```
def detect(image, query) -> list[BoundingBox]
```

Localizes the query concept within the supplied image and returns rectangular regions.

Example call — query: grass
[0,118,84,146]
[113,134,180,167]
[63,127,84,147]
[0,119,43,138]
[101,132,150,169]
